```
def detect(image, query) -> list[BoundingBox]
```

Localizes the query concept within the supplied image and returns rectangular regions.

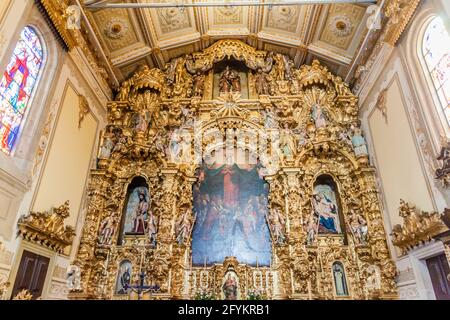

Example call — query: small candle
[256,257,259,269]
[204,256,207,269]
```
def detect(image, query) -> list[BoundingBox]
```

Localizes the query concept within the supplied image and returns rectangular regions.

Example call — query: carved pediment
[17,201,75,253]
[391,199,448,254]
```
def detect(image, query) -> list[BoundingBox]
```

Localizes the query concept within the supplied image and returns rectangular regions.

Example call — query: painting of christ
[191,160,272,266]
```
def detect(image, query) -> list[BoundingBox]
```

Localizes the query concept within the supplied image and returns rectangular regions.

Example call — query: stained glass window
[422,17,450,126]
[0,26,44,155]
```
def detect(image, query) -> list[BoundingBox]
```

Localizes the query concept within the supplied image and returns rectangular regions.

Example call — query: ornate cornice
[36,0,111,90]
[350,0,422,91]
[383,0,421,46]
[391,199,448,254]
[17,201,75,253]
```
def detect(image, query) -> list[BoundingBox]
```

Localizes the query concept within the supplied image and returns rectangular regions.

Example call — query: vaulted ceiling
[83,1,371,82]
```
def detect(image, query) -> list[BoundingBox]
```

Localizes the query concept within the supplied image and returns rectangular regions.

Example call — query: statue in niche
[312,184,341,234]
[116,261,132,294]
[175,208,194,245]
[311,104,327,129]
[332,262,348,296]
[348,209,368,245]
[351,126,368,157]
[219,66,241,93]
[254,68,270,95]
[99,126,115,159]
[193,71,205,97]
[98,214,117,245]
[266,207,286,245]
[279,123,296,158]
[222,273,238,300]
[132,190,148,234]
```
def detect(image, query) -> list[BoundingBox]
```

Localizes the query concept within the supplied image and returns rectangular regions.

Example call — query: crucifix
[125,271,160,300]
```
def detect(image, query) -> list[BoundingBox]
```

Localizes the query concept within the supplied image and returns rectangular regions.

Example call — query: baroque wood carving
[69,40,397,300]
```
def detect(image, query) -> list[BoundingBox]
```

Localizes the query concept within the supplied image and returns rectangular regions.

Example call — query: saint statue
[311,104,327,129]
[193,71,205,97]
[266,207,286,245]
[132,191,148,234]
[333,263,348,296]
[222,273,238,300]
[254,68,269,95]
[348,209,368,245]
[306,214,318,246]
[273,53,293,81]
[219,66,241,93]
[99,127,115,159]
[66,265,81,291]
[351,127,368,157]
[279,123,296,158]
[147,209,158,247]
[98,214,117,245]
[175,209,193,245]
[312,192,341,234]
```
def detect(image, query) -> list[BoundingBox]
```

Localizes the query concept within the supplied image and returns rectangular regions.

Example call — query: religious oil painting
[115,260,132,295]
[312,176,342,234]
[191,155,272,266]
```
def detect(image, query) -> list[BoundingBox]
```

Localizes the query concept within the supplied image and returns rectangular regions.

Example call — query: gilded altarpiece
[69,40,397,300]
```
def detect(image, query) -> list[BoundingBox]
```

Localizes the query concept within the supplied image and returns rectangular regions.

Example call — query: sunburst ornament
[212,92,249,119]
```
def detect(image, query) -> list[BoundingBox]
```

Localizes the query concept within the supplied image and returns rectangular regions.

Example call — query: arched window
[0,26,44,155]
[421,17,450,126]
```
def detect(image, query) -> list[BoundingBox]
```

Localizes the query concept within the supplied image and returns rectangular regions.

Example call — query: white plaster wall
[359,0,450,300]
[0,3,108,300]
